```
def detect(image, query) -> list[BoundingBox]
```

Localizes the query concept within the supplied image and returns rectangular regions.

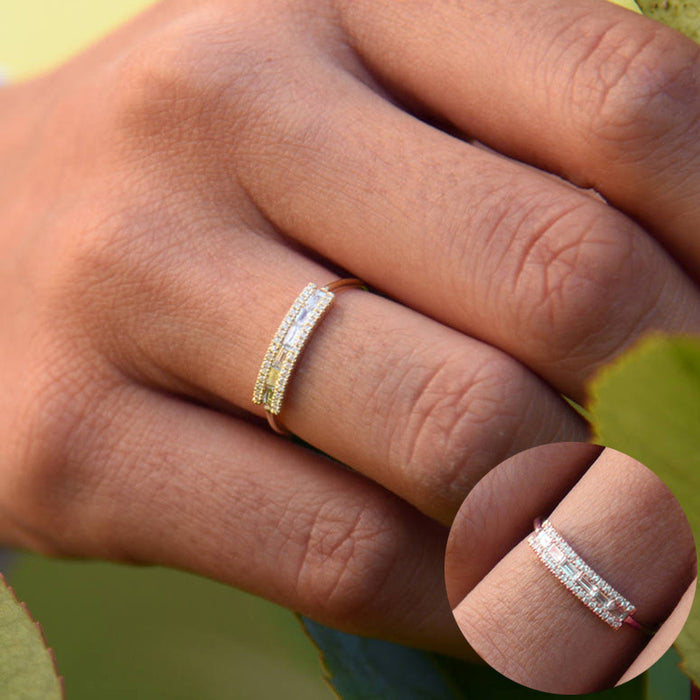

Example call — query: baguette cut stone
[252,283,335,414]
[266,367,280,387]
[594,590,611,607]
[284,324,304,347]
[274,347,290,365]
[538,531,553,548]
[579,575,598,597]
[561,561,580,580]
[528,519,636,629]
[547,544,565,563]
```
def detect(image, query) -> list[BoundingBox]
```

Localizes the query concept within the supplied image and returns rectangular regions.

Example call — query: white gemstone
[579,575,598,597]
[593,590,610,607]
[560,561,580,579]
[538,531,553,547]
[547,544,565,563]
[284,324,304,346]
[298,293,323,321]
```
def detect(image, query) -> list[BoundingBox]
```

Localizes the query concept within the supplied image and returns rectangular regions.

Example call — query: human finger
[75,196,587,524]
[444,442,602,606]
[226,54,700,399]
[333,0,700,277]
[450,448,696,693]
[1,381,469,656]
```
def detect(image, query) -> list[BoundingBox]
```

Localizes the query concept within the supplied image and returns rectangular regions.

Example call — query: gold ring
[252,278,364,434]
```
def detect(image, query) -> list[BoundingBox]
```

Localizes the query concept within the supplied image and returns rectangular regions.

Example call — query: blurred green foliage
[590,335,700,688]
[7,555,331,699]
[636,0,700,42]
[0,574,62,699]
[302,618,650,699]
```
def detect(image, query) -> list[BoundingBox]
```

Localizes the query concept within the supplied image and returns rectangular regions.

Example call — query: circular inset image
[444,443,696,694]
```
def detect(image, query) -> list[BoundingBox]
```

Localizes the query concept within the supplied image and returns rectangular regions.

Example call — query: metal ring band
[252,278,364,435]
[528,518,654,633]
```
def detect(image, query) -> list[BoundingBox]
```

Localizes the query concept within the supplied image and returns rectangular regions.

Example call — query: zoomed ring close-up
[529,518,650,633]
[252,278,364,434]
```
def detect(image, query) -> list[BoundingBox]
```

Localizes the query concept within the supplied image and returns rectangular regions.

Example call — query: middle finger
[230,56,700,399]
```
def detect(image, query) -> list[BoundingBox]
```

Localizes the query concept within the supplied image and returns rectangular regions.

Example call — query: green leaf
[636,0,700,43]
[0,573,62,699]
[8,555,330,700]
[588,334,700,688]
[301,618,647,699]
[647,647,690,700]
[607,0,643,13]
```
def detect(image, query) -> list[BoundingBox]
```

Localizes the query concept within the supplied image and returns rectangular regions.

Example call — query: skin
[449,447,697,693]
[445,442,605,604]
[0,0,699,657]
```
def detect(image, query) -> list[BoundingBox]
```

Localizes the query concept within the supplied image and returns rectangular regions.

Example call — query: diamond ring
[528,518,653,632]
[252,278,364,434]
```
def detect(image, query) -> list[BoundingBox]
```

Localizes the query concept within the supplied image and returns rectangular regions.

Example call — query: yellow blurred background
[0,0,642,82]
[0,0,156,80]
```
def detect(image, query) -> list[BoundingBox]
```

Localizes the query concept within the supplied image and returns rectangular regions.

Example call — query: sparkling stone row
[528,519,636,629]
[252,283,334,415]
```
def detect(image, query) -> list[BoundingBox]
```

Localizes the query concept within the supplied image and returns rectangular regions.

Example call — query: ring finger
[83,210,587,524]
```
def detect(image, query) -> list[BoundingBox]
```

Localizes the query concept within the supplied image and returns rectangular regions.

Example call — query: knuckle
[292,494,402,625]
[388,349,527,517]
[111,2,305,153]
[569,20,700,150]
[113,25,234,142]
[42,188,192,357]
[505,200,641,364]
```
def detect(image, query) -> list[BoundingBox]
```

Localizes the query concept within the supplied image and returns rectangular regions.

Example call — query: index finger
[335,0,700,276]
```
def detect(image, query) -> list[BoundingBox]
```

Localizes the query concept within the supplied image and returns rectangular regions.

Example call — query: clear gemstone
[610,610,626,623]
[538,531,553,547]
[593,590,610,607]
[300,292,324,320]
[579,575,598,597]
[302,291,324,314]
[560,561,580,579]
[284,324,304,346]
[547,544,565,563]
[274,347,290,364]
[606,600,628,619]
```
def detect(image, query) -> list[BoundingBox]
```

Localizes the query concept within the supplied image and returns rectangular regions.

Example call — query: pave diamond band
[528,519,639,630]
[252,279,363,434]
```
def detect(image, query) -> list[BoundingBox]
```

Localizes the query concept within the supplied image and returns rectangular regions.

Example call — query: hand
[0,0,698,655]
